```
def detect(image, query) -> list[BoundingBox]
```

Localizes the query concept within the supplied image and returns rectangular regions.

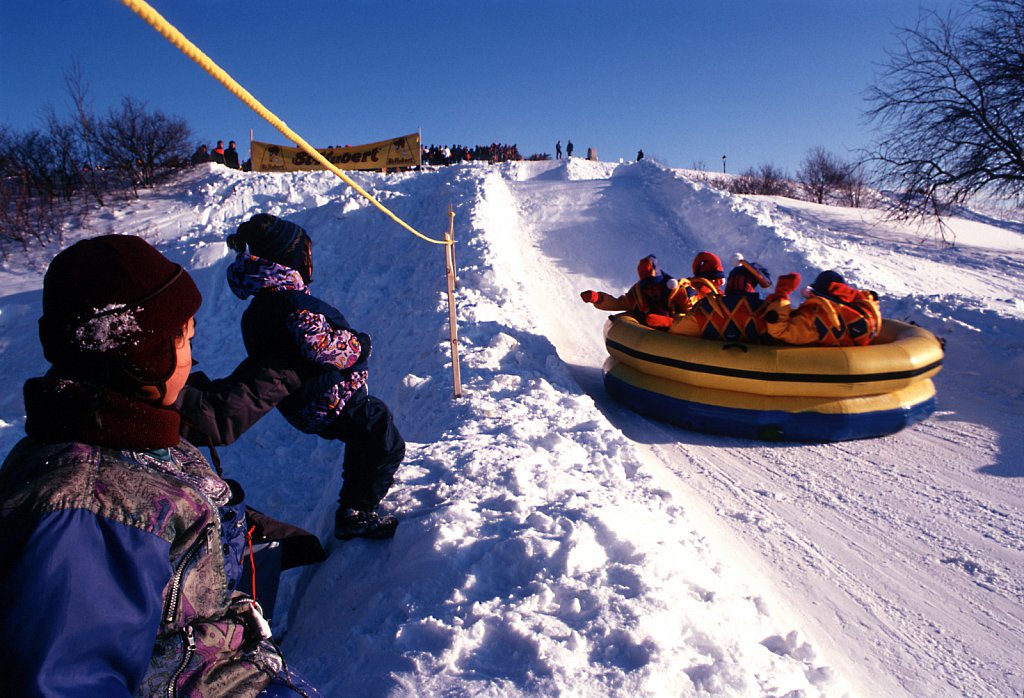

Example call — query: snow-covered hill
[1,159,1021,697]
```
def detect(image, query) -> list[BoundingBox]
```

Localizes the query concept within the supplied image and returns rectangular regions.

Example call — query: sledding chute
[603,314,943,441]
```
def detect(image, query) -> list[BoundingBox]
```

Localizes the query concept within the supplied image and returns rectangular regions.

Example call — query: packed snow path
[498,159,1024,697]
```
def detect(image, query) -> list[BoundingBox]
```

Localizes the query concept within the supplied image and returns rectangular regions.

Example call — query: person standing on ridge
[224,140,241,169]
[191,143,211,165]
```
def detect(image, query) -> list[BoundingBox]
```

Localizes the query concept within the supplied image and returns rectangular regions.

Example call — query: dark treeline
[0,83,193,259]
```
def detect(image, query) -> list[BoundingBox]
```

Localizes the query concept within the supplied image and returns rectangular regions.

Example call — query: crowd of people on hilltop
[190,140,525,170]
[581,251,882,347]
[422,143,522,166]
[191,139,250,170]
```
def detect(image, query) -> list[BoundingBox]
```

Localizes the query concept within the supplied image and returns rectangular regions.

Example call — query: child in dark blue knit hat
[760,269,882,346]
[223,213,406,540]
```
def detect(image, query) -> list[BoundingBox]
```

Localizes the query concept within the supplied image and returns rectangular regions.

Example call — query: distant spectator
[224,140,241,169]
[566,140,574,158]
[637,149,644,161]
[212,140,225,165]
[556,140,562,159]
[190,143,211,165]
[586,147,597,161]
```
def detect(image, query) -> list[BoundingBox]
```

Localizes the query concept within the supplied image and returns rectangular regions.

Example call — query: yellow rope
[121,0,449,245]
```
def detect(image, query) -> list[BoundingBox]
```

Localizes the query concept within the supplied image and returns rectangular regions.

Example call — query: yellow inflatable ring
[605,315,943,398]
[602,314,943,441]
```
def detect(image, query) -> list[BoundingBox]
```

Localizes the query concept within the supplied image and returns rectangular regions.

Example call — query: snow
[1,158,1022,697]
[76,304,142,351]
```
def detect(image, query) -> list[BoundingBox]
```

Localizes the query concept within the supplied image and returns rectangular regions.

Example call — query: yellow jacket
[761,283,881,346]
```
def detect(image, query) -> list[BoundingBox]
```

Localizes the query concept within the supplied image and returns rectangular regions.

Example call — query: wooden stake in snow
[444,204,462,398]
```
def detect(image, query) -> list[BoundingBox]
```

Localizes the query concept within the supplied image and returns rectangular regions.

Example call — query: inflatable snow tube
[602,315,943,442]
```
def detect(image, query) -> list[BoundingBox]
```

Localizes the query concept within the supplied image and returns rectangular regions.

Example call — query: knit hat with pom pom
[228,213,312,281]
[725,253,772,293]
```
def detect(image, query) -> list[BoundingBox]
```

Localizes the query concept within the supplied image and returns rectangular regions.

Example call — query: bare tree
[64,62,105,206]
[797,147,853,205]
[865,0,1024,218]
[0,127,67,257]
[726,163,796,197]
[0,64,196,258]
[42,106,85,205]
[93,96,192,192]
[840,161,869,208]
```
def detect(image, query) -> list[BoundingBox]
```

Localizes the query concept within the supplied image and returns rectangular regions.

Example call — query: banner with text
[251,132,421,172]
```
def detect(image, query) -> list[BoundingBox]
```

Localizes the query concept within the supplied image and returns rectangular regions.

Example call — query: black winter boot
[334,508,398,541]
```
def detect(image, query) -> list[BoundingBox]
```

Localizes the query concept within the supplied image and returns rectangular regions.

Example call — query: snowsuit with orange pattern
[667,291,770,343]
[761,281,881,346]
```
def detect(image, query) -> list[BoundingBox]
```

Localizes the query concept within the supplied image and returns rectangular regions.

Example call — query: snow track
[502,160,1024,697]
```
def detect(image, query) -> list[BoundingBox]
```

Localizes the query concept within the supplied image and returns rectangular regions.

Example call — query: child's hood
[226,253,308,300]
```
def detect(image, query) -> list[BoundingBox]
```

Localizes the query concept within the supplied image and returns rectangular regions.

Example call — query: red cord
[247,524,257,600]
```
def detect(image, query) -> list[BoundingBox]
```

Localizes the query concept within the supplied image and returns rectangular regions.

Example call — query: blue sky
[1,1,969,174]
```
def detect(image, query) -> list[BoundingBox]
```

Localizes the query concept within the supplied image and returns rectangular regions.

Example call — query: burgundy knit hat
[39,235,201,384]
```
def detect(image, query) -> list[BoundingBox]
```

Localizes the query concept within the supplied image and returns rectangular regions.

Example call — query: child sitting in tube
[760,269,882,346]
[580,255,688,329]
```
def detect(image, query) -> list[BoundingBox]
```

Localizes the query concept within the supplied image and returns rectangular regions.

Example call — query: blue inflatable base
[604,371,936,442]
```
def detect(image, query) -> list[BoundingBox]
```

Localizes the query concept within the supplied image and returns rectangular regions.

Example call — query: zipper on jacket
[164,523,214,624]
[167,624,195,698]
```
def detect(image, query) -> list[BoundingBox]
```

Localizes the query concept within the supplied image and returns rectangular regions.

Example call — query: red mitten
[773,273,801,298]
[645,314,673,329]
[580,290,600,304]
